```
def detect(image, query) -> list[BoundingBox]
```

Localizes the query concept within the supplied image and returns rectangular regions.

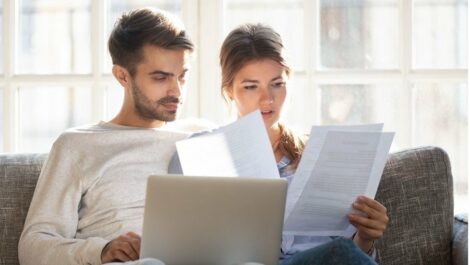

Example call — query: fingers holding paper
[347,195,389,241]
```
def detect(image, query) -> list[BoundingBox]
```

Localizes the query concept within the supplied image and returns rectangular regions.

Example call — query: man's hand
[347,195,388,253]
[101,232,141,263]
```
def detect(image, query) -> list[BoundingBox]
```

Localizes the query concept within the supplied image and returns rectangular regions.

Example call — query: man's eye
[153,76,167,81]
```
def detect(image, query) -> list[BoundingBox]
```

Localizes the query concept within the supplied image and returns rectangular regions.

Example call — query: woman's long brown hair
[220,23,306,170]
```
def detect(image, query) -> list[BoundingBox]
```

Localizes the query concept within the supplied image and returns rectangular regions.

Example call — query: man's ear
[112,65,131,89]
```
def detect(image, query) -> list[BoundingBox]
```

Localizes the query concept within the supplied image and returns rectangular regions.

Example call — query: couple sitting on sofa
[18,8,387,265]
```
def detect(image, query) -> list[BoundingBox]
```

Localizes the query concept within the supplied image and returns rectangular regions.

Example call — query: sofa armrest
[375,146,454,265]
[452,213,468,265]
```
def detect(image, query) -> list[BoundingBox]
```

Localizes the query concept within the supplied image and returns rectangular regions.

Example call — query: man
[19,8,197,265]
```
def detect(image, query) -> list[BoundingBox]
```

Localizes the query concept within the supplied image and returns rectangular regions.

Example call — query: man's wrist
[101,240,113,264]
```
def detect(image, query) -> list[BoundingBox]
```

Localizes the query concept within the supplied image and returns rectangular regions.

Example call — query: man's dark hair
[108,8,194,76]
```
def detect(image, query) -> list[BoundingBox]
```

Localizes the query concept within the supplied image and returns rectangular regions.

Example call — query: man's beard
[131,80,181,122]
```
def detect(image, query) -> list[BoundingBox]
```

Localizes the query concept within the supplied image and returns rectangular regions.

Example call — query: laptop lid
[141,175,287,265]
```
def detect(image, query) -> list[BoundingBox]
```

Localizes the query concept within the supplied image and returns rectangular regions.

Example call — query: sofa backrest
[0,154,47,265]
[0,147,454,265]
[375,146,453,265]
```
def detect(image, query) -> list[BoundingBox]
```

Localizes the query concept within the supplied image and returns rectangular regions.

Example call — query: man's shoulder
[165,117,217,133]
[53,123,112,146]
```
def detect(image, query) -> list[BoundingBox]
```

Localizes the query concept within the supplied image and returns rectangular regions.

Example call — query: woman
[219,23,388,265]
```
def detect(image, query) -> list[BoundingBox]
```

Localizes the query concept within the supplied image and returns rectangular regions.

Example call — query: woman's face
[226,59,288,130]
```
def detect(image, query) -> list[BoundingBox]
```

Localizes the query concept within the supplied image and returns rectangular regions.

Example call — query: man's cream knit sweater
[18,121,193,265]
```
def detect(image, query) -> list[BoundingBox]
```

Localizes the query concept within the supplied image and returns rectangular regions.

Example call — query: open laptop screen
[140,175,287,265]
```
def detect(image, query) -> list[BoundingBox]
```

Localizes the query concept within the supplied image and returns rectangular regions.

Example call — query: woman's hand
[348,195,388,253]
[101,231,141,263]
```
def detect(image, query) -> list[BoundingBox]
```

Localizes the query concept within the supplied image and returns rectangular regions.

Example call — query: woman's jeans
[279,238,377,265]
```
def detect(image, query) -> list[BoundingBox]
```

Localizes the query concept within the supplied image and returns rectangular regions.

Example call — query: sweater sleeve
[18,134,109,265]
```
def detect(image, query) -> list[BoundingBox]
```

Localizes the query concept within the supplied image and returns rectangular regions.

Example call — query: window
[413,0,467,69]
[0,1,3,151]
[319,84,403,148]
[0,0,467,213]
[17,0,92,74]
[319,0,399,69]
[0,0,3,74]
[18,86,93,152]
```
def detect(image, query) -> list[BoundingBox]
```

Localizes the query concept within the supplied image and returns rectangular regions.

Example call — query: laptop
[140,175,288,265]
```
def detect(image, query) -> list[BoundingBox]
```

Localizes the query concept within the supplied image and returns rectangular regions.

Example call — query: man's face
[130,44,190,122]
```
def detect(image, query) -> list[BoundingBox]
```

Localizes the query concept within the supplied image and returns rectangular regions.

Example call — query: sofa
[0,146,467,265]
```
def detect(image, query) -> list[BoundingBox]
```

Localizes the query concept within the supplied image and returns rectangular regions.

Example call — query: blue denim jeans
[279,238,377,265]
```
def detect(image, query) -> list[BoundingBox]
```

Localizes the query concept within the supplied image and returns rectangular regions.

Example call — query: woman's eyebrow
[270,76,284,82]
[241,79,259,83]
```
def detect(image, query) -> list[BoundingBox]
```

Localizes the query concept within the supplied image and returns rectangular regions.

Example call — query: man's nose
[168,79,182,98]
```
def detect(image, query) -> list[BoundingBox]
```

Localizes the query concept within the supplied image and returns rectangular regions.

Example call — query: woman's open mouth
[261,110,274,118]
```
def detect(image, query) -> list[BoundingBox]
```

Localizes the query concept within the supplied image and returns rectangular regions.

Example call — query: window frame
[1,0,467,152]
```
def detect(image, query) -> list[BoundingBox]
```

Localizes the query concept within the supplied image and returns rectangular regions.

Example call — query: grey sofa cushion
[375,146,453,265]
[0,154,47,265]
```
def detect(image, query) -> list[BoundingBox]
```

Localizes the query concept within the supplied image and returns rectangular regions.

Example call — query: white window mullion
[313,70,402,84]
[198,0,226,124]
[400,0,413,148]
[308,69,466,84]
[408,69,467,82]
[3,0,18,152]
[180,0,200,119]
[91,0,106,122]
[304,0,318,125]
[11,74,98,86]
[5,74,117,88]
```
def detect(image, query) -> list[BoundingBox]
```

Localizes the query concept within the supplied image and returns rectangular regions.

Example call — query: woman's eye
[272,82,286,88]
[244,85,257,90]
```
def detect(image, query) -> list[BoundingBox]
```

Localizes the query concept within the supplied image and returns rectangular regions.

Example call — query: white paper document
[176,116,394,236]
[283,130,394,236]
[176,110,280,178]
[285,124,384,218]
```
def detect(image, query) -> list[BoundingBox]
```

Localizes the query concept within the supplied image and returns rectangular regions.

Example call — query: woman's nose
[260,91,274,105]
